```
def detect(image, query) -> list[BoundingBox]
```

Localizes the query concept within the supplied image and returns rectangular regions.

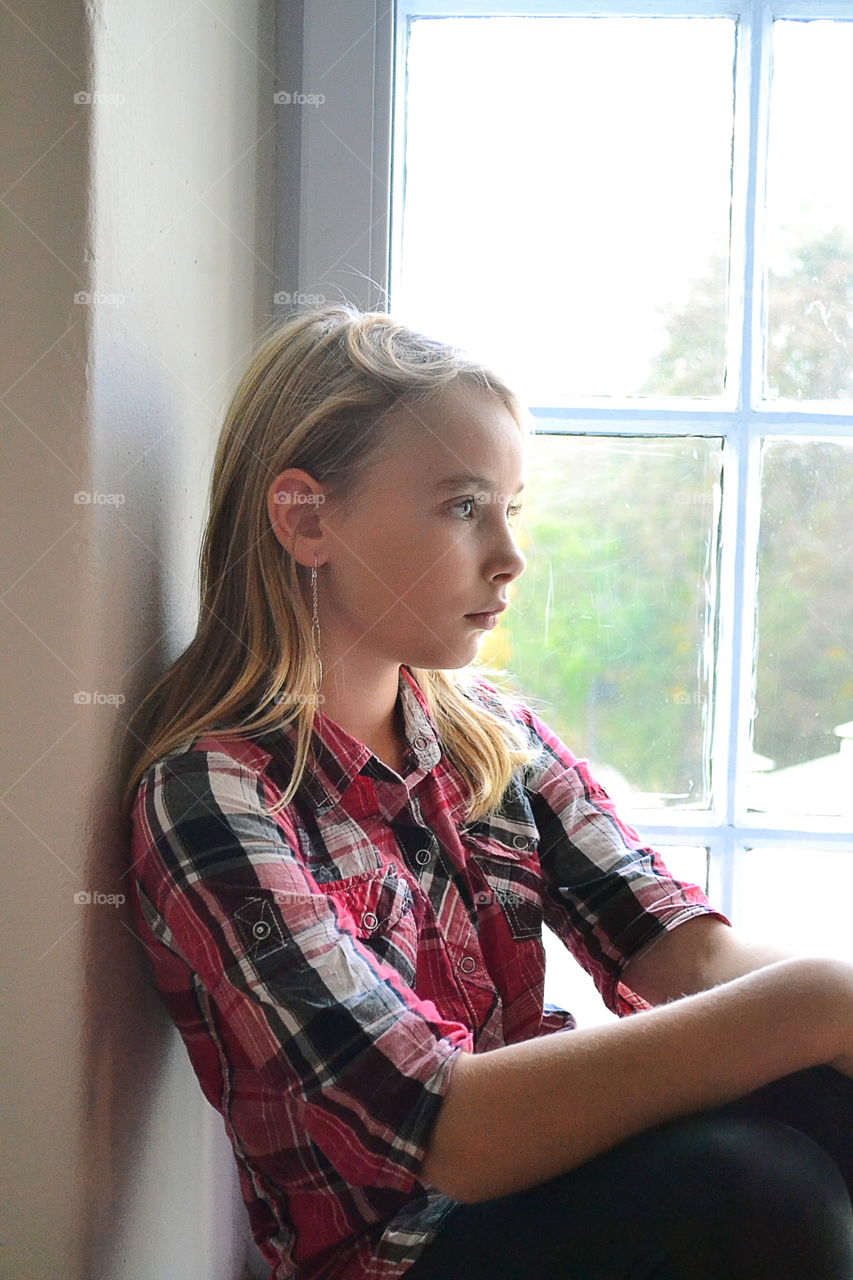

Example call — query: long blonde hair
[121,304,543,824]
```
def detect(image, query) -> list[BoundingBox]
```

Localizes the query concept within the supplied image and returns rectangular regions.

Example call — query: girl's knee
[662,1115,853,1277]
[678,1114,845,1194]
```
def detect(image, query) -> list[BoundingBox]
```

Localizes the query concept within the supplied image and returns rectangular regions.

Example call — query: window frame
[277,0,853,919]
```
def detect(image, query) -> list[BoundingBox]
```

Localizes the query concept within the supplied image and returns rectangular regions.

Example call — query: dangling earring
[311,552,323,697]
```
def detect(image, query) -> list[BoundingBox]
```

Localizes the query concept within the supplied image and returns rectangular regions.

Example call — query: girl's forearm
[421,956,853,1204]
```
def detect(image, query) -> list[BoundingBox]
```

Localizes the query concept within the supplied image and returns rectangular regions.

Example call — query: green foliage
[767,231,853,400]
[501,436,720,799]
[641,253,728,397]
[642,225,853,401]
[756,440,853,768]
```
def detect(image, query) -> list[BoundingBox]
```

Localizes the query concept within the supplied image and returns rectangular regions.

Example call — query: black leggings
[405,1065,853,1279]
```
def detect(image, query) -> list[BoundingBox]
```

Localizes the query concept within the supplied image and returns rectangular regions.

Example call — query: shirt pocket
[212,864,420,1001]
[459,802,544,943]
[324,864,420,988]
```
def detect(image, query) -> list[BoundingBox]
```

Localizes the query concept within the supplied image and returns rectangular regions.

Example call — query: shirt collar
[263,665,443,815]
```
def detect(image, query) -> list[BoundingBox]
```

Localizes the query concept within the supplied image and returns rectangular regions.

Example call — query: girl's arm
[620,915,802,1004]
[420,954,853,1204]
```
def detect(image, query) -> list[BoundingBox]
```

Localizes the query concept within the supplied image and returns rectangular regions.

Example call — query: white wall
[1,3,276,1277]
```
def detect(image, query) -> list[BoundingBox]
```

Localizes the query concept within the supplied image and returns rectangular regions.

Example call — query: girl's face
[316,382,528,672]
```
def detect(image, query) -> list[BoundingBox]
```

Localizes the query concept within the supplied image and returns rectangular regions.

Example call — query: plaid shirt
[128,665,729,1280]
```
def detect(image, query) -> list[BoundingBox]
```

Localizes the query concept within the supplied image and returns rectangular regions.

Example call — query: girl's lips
[465,612,499,629]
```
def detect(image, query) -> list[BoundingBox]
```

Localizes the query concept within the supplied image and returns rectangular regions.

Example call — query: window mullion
[721,1,769,842]
[711,828,737,918]
[727,427,763,828]
[400,1,749,16]
[737,0,773,411]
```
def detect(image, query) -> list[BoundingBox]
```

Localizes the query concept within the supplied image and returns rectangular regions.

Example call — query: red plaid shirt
[128,665,729,1279]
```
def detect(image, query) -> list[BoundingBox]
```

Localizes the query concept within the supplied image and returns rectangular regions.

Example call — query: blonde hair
[120,303,543,824]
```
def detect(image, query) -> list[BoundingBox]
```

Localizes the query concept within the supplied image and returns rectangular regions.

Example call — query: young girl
[122,304,853,1280]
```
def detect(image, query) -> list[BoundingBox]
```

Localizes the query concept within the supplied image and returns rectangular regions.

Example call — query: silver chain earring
[310,553,323,696]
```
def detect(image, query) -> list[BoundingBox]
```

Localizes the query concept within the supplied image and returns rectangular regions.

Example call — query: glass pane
[395,16,735,400]
[544,847,710,1026]
[543,925,617,1027]
[655,845,710,896]
[732,848,853,962]
[750,438,853,819]
[479,434,722,808]
[765,20,853,402]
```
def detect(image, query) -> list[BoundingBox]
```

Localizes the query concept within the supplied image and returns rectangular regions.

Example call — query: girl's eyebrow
[433,474,525,493]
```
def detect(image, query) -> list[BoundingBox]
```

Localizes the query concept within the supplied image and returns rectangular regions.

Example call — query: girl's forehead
[383,388,523,465]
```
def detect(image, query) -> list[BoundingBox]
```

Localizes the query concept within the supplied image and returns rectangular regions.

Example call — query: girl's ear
[267,467,328,566]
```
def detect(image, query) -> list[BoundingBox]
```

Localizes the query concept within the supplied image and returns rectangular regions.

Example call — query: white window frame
[277,0,853,918]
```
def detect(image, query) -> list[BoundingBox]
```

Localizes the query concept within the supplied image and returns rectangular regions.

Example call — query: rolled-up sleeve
[508,701,732,1018]
[131,749,473,1195]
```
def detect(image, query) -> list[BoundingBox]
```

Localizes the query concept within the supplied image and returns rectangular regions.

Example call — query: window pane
[656,845,709,896]
[750,438,853,819]
[481,434,722,808]
[395,16,735,400]
[765,20,853,403]
[543,925,616,1027]
[732,848,853,962]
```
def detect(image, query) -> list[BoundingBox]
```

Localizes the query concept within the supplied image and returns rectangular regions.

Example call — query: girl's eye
[450,497,479,520]
[450,496,524,522]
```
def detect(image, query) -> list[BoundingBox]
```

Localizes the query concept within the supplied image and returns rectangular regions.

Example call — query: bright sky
[768,20,853,261]
[393,15,853,402]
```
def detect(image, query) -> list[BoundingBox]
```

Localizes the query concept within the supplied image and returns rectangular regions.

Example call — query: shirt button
[361,911,379,931]
[415,847,432,865]
[252,922,271,939]
[414,735,428,748]
[459,955,477,973]
[513,835,528,849]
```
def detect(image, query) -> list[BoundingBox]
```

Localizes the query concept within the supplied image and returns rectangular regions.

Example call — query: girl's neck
[318,663,409,770]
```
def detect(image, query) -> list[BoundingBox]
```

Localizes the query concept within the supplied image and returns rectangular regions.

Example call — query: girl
[123,304,853,1280]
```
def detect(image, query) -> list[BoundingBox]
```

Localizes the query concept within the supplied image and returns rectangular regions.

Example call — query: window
[280,1,853,1017]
